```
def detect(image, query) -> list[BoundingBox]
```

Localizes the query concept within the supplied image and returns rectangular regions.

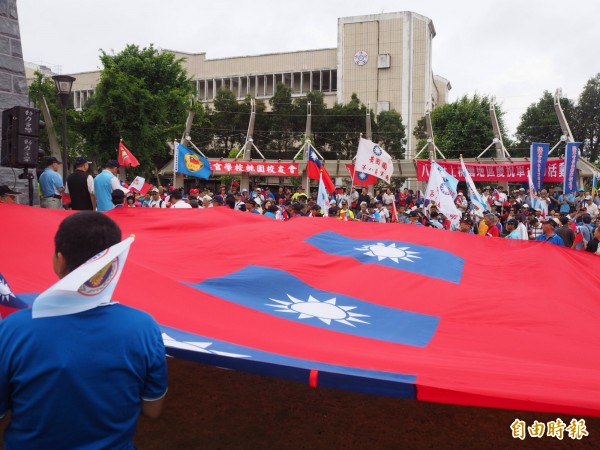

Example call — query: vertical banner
[529,143,549,192]
[459,157,487,215]
[563,142,580,194]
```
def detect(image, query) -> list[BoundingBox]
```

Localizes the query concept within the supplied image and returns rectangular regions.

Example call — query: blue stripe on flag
[160,324,416,397]
[189,265,439,348]
[305,231,464,284]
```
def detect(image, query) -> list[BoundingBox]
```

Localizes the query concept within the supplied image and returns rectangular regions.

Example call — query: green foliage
[373,110,406,159]
[414,94,509,159]
[268,83,299,155]
[575,74,600,162]
[513,91,576,157]
[76,44,194,175]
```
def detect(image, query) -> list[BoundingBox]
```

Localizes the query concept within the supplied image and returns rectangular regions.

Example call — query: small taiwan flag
[118,141,140,168]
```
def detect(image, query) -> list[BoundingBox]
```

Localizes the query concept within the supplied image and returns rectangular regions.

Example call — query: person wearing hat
[93,160,121,212]
[458,217,474,234]
[233,191,246,211]
[147,188,166,208]
[39,156,64,209]
[584,195,599,219]
[408,210,423,226]
[504,219,521,239]
[0,185,23,204]
[66,156,96,211]
[455,190,468,213]
[535,218,565,246]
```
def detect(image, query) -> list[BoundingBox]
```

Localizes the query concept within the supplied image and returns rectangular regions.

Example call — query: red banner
[209,160,300,177]
[416,159,565,182]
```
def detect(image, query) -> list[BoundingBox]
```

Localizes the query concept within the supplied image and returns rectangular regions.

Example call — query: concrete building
[26,11,450,158]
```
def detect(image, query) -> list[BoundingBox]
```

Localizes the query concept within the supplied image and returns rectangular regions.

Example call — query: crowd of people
[2,155,599,255]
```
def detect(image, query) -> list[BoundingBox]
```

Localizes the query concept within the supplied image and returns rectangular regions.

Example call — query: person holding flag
[0,212,167,449]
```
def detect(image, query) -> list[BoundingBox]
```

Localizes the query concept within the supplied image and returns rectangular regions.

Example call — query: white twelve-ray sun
[266,294,370,327]
[355,242,420,263]
[0,278,15,303]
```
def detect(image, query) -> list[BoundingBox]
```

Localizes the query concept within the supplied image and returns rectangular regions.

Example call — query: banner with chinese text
[529,143,549,191]
[209,161,300,177]
[563,142,580,193]
[416,159,565,182]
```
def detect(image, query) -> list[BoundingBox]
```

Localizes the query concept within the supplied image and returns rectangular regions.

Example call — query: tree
[373,109,405,160]
[575,74,600,162]
[76,45,194,176]
[268,83,299,156]
[324,93,366,160]
[211,87,245,155]
[514,91,576,157]
[414,95,509,159]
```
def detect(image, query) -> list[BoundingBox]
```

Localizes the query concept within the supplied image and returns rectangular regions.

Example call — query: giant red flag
[118,141,140,168]
[2,204,600,417]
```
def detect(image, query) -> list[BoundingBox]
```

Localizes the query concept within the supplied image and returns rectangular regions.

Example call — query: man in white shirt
[170,190,191,208]
[382,188,395,206]
[584,195,599,219]
[147,188,167,208]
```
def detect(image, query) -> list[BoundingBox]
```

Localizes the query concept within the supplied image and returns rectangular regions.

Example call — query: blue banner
[175,143,211,179]
[306,231,464,284]
[529,142,549,192]
[190,265,440,348]
[563,142,580,194]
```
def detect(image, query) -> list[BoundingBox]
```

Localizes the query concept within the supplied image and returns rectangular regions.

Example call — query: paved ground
[2,357,598,449]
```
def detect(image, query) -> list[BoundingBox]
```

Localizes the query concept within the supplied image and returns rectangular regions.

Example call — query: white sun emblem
[0,278,15,303]
[355,243,421,263]
[266,295,370,327]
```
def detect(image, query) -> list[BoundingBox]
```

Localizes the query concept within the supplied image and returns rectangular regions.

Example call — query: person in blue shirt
[39,156,64,209]
[535,218,565,246]
[94,160,121,212]
[558,190,575,214]
[504,219,521,239]
[0,212,167,449]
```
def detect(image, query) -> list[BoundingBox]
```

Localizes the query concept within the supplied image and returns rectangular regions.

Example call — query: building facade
[26,11,450,157]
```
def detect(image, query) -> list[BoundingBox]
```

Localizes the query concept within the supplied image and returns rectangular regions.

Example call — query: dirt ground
[2,358,598,449]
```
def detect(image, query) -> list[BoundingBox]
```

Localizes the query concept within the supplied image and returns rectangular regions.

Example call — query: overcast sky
[17,0,600,137]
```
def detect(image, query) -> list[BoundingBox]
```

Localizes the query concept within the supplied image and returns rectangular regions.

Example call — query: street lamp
[52,75,76,183]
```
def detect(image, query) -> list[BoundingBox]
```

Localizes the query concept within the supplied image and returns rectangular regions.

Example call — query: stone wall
[0,0,36,205]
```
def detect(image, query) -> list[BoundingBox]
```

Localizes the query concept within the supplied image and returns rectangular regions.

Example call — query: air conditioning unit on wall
[377,54,391,69]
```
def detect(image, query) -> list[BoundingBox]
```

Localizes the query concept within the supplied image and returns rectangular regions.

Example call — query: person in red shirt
[484,213,499,237]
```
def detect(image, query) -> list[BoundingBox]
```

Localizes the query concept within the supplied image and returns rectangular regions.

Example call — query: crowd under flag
[128,176,152,195]
[563,142,581,194]
[344,163,378,186]
[354,138,394,183]
[529,143,549,192]
[425,161,461,227]
[32,237,134,319]
[459,156,487,215]
[174,142,212,180]
[316,172,331,216]
[117,140,140,168]
[306,145,336,194]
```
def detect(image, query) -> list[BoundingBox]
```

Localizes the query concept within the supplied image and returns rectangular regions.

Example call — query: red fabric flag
[118,141,140,168]
[306,148,335,194]
[390,200,398,223]
[3,204,600,417]
[345,163,378,186]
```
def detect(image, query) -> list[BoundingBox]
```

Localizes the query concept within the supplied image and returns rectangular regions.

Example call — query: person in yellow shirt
[338,200,355,220]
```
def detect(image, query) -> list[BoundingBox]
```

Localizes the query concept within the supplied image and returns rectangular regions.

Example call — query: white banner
[425,162,462,227]
[354,138,394,183]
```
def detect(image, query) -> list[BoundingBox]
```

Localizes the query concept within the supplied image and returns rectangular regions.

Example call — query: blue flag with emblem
[175,143,212,179]
[189,265,440,348]
[306,231,464,284]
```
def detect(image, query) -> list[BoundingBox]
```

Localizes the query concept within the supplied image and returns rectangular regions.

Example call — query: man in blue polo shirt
[0,212,167,448]
[94,160,121,212]
[535,217,565,246]
[39,156,64,209]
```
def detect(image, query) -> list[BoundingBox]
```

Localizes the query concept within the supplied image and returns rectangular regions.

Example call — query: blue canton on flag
[188,265,440,347]
[306,231,464,284]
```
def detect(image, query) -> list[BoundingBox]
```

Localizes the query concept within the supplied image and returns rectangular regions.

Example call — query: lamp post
[52,75,76,183]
